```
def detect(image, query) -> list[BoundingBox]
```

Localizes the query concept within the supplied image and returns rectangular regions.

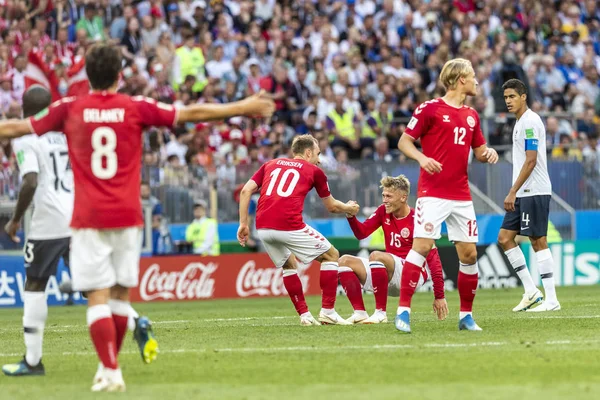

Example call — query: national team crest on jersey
[467,116,476,128]
[385,217,391,225]
[424,222,434,233]
[401,227,410,238]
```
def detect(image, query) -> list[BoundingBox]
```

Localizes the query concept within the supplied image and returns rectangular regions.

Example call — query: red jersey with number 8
[28,93,177,229]
[251,158,331,231]
[403,98,486,201]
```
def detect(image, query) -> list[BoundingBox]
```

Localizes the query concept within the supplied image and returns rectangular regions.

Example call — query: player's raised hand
[241,90,276,118]
[4,219,21,243]
[433,298,448,320]
[482,147,499,164]
[237,224,250,247]
[419,157,443,174]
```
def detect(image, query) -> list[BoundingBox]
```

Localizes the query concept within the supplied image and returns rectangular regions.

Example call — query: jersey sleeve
[523,119,542,151]
[250,164,266,187]
[403,102,431,140]
[313,167,331,198]
[346,205,383,240]
[426,248,445,300]
[12,137,39,178]
[133,97,178,128]
[28,100,68,136]
[471,112,486,149]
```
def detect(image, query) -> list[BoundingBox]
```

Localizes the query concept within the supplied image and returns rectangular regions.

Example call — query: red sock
[339,268,365,311]
[283,271,308,315]
[320,262,338,309]
[87,305,118,370]
[370,262,389,311]
[458,263,479,312]
[399,250,426,308]
[109,300,131,353]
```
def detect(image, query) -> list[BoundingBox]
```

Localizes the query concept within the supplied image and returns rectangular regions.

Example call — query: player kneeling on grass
[340,175,447,324]
[238,134,360,326]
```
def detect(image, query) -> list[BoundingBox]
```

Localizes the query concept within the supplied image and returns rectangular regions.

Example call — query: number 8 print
[91,127,118,179]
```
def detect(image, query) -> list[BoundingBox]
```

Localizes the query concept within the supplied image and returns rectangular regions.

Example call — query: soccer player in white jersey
[1,86,73,376]
[498,79,560,312]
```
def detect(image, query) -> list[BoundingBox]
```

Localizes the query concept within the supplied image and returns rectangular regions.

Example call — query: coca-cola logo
[139,262,217,301]
[236,261,310,297]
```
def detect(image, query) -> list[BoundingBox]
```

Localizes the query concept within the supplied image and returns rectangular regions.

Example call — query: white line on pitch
[1,339,599,358]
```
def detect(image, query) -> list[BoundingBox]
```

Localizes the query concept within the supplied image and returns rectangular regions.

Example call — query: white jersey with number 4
[12,132,73,240]
[512,109,552,198]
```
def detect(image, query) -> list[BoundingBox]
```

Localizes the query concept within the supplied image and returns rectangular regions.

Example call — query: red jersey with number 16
[404,98,486,201]
[28,93,178,229]
[251,158,331,231]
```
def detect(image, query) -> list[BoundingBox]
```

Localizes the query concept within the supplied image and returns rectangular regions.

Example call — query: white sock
[459,311,472,320]
[536,249,558,303]
[504,247,537,293]
[397,306,410,315]
[23,291,47,366]
[127,306,139,332]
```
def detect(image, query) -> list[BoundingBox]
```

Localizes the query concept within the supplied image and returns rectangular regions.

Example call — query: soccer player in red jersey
[338,175,447,324]
[397,58,499,333]
[0,43,275,392]
[237,134,360,326]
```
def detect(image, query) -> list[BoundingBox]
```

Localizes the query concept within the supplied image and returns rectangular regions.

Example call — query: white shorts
[414,197,478,243]
[361,255,425,297]
[257,225,332,268]
[71,227,143,292]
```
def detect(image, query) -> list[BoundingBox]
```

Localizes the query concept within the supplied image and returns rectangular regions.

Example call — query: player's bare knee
[497,230,516,250]
[110,285,130,301]
[281,255,297,270]
[338,254,352,266]
[458,246,478,265]
[412,238,433,257]
[24,277,48,292]
[368,251,386,263]
[320,246,340,263]
[530,236,548,252]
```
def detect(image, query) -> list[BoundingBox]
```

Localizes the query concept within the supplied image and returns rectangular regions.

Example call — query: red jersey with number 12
[28,93,178,229]
[251,158,331,231]
[404,98,486,201]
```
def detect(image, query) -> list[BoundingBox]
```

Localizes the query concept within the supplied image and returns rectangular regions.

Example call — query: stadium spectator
[185,200,220,256]
[0,0,599,215]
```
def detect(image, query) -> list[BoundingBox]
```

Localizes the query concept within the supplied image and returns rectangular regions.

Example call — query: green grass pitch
[1,286,599,400]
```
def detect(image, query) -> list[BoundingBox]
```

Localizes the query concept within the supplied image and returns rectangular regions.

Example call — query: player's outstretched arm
[0,120,34,139]
[346,208,382,240]
[398,134,442,174]
[177,91,275,123]
[237,180,259,247]
[473,144,499,164]
[321,196,359,216]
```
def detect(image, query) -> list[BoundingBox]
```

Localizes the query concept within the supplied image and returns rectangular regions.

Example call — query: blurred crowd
[1,0,600,200]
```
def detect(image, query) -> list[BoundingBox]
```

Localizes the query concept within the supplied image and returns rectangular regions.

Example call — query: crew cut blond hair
[439,58,474,90]
[380,175,410,194]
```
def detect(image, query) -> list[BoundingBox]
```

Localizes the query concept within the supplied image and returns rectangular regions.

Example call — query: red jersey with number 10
[251,158,331,231]
[404,98,486,201]
[28,93,177,229]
